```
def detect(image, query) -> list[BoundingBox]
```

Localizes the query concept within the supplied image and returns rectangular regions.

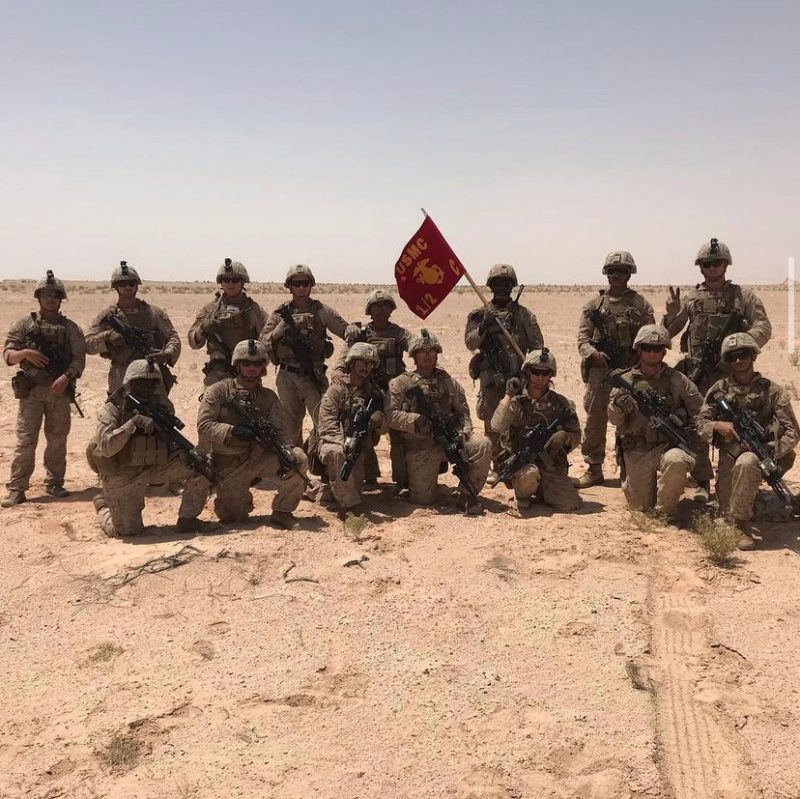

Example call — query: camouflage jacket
[187,293,267,366]
[318,374,386,448]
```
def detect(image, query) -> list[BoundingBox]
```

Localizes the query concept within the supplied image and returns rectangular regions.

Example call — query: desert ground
[0,280,798,799]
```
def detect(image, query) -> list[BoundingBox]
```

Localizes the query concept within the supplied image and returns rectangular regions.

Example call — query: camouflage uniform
[180,377,308,522]
[260,299,348,446]
[698,374,799,522]
[4,311,86,494]
[388,368,492,506]
[608,364,702,515]
[85,300,181,394]
[577,289,654,467]
[491,388,582,511]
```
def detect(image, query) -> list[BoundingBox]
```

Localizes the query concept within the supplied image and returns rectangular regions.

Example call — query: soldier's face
[220,276,244,299]
[725,349,754,377]
[37,291,62,313]
[638,344,666,367]
[413,349,438,372]
[700,261,727,285]
[368,301,393,324]
[130,378,157,401]
[350,359,374,382]
[289,279,312,301]
[527,368,552,393]
[115,280,139,300]
[605,267,630,288]
[238,360,266,381]
[490,278,514,300]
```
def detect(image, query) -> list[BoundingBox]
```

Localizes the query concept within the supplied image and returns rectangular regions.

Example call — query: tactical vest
[620,368,683,449]
[212,296,260,355]
[359,325,405,379]
[113,303,164,350]
[683,282,746,357]
[111,396,170,467]
[26,313,71,385]
[716,376,773,432]
[593,293,648,365]
[509,393,571,450]
[338,384,374,436]
[405,371,452,415]
[274,300,329,364]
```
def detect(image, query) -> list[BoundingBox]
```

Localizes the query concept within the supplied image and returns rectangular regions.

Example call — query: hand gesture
[23,348,49,369]
[505,377,521,397]
[49,374,69,396]
[666,286,681,317]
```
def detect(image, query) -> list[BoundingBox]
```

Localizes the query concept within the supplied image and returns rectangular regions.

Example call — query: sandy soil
[0,282,798,799]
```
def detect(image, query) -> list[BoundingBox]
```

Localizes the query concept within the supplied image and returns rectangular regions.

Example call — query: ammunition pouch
[11,371,35,400]
[119,434,170,467]
[468,352,484,381]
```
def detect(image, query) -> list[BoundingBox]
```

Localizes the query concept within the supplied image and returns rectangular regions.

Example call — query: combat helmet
[345,341,379,366]
[34,270,67,300]
[284,264,316,288]
[633,324,672,350]
[365,288,397,315]
[217,257,250,283]
[603,251,637,275]
[123,358,163,386]
[695,237,732,266]
[486,263,518,287]
[231,339,268,366]
[408,328,443,355]
[521,348,557,377]
[720,332,760,359]
[111,260,142,287]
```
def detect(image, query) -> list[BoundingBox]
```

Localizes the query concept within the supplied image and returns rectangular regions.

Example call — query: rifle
[588,309,624,367]
[495,405,577,484]
[104,310,177,390]
[203,331,235,377]
[610,373,697,458]
[688,310,744,385]
[407,385,480,503]
[276,306,327,390]
[339,393,384,481]
[125,394,218,485]
[713,396,796,511]
[224,395,311,487]
[481,286,525,387]
[28,332,84,418]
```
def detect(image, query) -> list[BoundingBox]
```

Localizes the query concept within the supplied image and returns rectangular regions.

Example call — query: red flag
[394,214,466,319]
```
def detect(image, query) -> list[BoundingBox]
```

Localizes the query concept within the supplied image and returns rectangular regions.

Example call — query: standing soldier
[188,258,267,385]
[491,349,582,512]
[85,261,181,394]
[180,339,309,530]
[319,342,387,518]
[697,333,799,550]
[260,265,349,447]
[574,251,655,489]
[332,289,410,487]
[388,330,492,514]
[664,238,771,503]
[608,325,702,520]
[2,271,86,506]
[465,264,543,473]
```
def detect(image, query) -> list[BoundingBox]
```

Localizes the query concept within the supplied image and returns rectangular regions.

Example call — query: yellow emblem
[413,258,444,285]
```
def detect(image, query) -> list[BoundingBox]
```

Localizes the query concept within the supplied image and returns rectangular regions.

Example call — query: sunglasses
[115,280,138,288]
[220,276,243,284]
[241,360,266,367]
[529,368,552,377]
[700,261,726,269]
[290,280,311,288]
[725,350,752,362]
[606,268,629,276]
[639,344,666,353]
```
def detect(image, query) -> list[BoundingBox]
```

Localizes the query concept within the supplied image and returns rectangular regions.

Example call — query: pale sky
[2,1,799,285]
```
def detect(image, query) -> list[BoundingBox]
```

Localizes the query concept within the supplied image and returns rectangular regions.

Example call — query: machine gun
[276,306,327,390]
[713,396,796,512]
[225,395,311,486]
[494,405,577,484]
[610,373,697,458]
[687,310,744,385]
[104,310,177,391]
[339,393,384,481]
[27,332,84,418]
[125,394,218,485]
[406,385,480,503]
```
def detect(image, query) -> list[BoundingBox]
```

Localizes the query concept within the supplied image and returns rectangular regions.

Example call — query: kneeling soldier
[388,330,492,514]
[697,333,799,550]
[608,325,702,520]
[182,339,309,530]
[319,342,386,518]
[91,360,212,537]
[491,349,581,512]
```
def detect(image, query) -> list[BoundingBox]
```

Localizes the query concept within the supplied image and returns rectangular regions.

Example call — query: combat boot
[45,485,70,498]
[735,520,757,551]
[1,490,26,508]
[693,480,711,504]
[270,511,297,530]
[175,517,222,533]
[573,464,604,489]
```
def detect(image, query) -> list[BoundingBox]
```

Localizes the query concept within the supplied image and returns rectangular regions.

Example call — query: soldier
[2,271,86,507]
[464,264,543,471]
[388,330,492,513]
[90,360,212,537]
[85,261,181,394]
[574,251,655,489]
[664,238,772,503]
[608,325,702,520]
[491,349,582,512]
[332,288,410,487]
[697,333,799,550]
[319,342,387,518]
[180,339,309,530]
[187,258,267,385]
[260,265,349,447]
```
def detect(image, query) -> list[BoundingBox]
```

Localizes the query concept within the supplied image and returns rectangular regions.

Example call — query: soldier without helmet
[187,258,267,385]
[574,251,655,489]
[663,238,772,503]
[2,272,86,507]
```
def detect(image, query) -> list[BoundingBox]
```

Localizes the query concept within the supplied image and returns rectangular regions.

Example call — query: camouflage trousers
[477,379,503,464]
[581,366,611,466]
[511,459,582,512]
[404,434,492,506]
[181,447,308,523]
[7,384,72,491]
[276,367,326,447]
[621,445,696,515]
[320,443,364,510]
[96,454,207,537]
[361,429,407,485]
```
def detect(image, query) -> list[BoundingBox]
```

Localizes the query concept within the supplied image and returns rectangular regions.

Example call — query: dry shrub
[88,642,124,663]
[343,512,370,538]
[695,514,740,565]
[99,733,141,772]
[627,508,669,532]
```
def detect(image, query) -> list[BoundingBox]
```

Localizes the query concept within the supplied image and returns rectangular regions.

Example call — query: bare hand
[24,348,49,369]
[666,286,681,317]
[49,375,69,396]
[544,430,572,455]
[714,421,739,441]
[272,320,288,339]
[591,350,610,367]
